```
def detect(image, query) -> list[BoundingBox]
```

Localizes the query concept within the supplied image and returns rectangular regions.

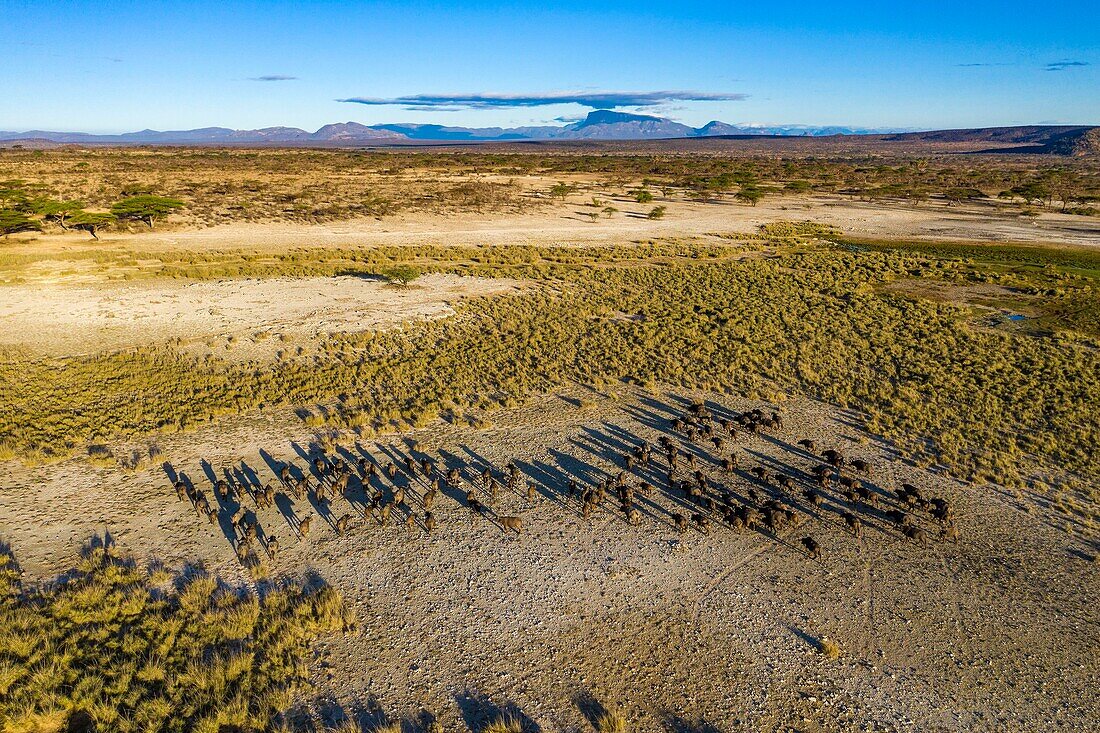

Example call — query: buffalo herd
[169,398,958,567]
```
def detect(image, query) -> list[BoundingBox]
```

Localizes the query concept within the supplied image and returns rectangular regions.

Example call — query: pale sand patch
[0,273,523,358]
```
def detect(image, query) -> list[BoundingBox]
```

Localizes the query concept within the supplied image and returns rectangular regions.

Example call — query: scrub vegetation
[1,147,1097,234]
[0,544,353,733]
[1,146,1098,732]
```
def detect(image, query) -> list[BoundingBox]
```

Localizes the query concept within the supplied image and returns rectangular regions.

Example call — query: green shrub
[379,264,421,286]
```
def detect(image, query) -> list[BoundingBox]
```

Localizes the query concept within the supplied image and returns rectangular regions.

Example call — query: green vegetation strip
[0,240,740,284]
[843,237,1100,277]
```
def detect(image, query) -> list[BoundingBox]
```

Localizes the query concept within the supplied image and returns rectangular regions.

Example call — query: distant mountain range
[0,121,405,145]
[879,125,1100,156]
[2,111,1097,154]
[0,111,913,145]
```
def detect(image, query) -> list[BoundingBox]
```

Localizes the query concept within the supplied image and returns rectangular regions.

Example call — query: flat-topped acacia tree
[110,194,184,229]
[0,209,41,237]
[32,198,84,229]
[735,187,764,206]
[69,211,116,239]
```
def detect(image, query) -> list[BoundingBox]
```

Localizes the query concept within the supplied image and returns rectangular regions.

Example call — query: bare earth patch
[4,195,1099,276]
[0,273,523,358]
[882,279,1035,309]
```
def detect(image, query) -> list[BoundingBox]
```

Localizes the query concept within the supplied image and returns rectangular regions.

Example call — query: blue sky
[3,0,1097,133]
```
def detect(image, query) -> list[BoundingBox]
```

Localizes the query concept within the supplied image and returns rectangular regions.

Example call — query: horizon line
[3,119,1098,139]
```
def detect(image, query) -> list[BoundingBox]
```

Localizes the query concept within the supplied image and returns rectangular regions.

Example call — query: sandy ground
[0,273,522,357]
[119,196,1100,251]
[1,385,1096,732]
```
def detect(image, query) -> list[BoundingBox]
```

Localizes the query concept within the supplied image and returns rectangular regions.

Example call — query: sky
[3,0,1098,133]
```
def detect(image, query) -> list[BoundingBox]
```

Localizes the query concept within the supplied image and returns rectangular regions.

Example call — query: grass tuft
[595,711,628,733]
[818,636,840,660]
[483,716,524,733]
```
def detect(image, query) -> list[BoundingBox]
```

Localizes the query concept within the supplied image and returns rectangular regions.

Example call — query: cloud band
[337,91,747,110]
[1045,61,1089,72]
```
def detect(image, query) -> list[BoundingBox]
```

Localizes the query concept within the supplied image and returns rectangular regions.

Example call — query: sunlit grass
[0,544,354,733]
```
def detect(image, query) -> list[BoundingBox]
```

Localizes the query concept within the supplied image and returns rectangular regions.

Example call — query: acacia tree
[33,199,84,230]
[736,187,764,206]
[69,211,115,240]
[708,172,738,198]
[0,180,38,207]
[0,209,42,238]
[1046,172,1085,212]
[943,187,984,205]
[549,183,577,201]
[110,195,184,229]
[1008,181,1052,207]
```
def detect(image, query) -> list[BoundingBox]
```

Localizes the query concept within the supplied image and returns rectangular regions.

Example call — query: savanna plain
[1,146,1099,733]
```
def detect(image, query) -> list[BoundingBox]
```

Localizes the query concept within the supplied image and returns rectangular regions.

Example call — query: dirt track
[106,195,1100,250]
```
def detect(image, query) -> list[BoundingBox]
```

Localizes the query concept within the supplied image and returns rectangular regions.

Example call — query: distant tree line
[0,180,183,238]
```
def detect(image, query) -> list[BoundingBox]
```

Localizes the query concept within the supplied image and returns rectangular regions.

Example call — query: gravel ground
[1,385,1097,732]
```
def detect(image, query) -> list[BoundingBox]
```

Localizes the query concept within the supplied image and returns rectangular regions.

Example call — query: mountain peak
[574,110,665,127]
[310,122,404,140]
